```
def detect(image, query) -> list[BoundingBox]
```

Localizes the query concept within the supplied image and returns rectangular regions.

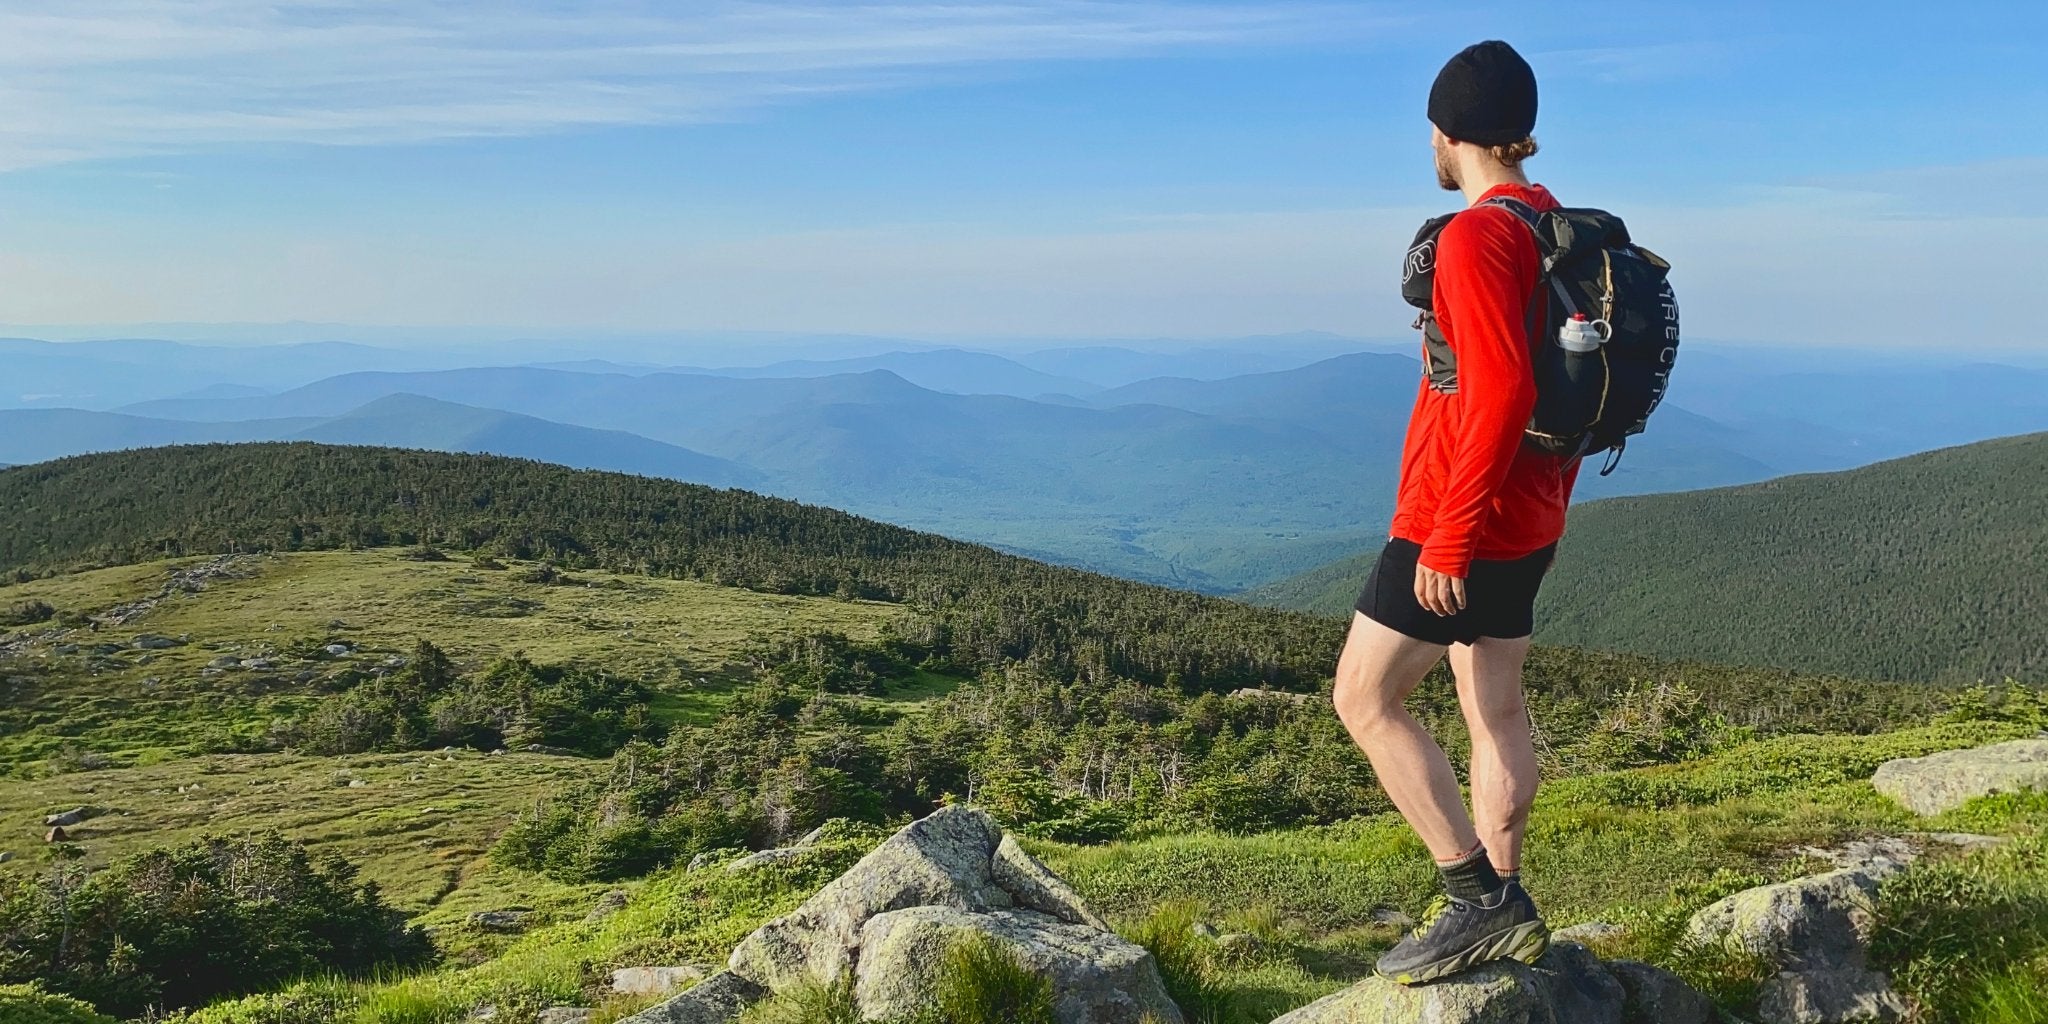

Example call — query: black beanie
[1428,40,1537,146]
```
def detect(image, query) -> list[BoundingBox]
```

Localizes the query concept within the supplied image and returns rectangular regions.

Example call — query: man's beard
[1434,144,1460,191]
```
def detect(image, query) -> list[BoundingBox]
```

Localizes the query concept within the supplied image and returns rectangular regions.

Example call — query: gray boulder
[1553,921,1624,945]
[1872,738,2048,816]
[726,805,1014,990]
[1757,968,1908,1024]
[993,833,1109,930]
[1684,865,1907,1023]
[611,965,710,997]
[686,850,730,872]
[585,889,630,922]
[724,847,807,874]
[535,1010,591,1024]
[1272,942,1624,1024]
[614,971,766,1024]
[43,807,91,827]
[854,906,1179,1024]
[723,805,1180,1023]
[468,909,533,932]
[1683,864,1898,968]
[1607,960,1715,1024]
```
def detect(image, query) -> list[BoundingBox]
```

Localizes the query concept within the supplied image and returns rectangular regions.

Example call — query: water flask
[1557,313,1604,353]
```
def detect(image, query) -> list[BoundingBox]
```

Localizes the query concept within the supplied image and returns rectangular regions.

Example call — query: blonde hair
[1488,136,1539,168]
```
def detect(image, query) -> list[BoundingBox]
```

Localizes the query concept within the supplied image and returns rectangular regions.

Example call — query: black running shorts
[1354,537,1558,646]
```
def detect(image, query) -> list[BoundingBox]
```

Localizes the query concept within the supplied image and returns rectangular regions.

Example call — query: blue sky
[0,1,2043,349]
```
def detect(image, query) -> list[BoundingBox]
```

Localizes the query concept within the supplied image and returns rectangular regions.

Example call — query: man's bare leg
[1448,635,1539,876]
[1330,611,1478,859]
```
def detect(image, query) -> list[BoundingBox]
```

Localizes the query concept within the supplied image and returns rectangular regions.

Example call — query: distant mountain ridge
[0,395,759,490]
[13,339,2048,592]
[1252,431,2048,684]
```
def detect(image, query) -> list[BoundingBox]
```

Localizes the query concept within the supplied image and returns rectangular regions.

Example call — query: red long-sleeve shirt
[1390,182,1581,578]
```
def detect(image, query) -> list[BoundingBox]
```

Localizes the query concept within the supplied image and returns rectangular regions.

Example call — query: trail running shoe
[1374,881,1549,985]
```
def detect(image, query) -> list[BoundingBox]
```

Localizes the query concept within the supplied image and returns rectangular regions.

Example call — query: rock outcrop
[1272,942,1710,1024]
[855,906,1175,1024]
[616,972,764,1024]
[43,807,92,827]
[629,805,1179,1024]
[1683,863,1909,1023]
[612,965,711,997]
[1871,738,2048,816]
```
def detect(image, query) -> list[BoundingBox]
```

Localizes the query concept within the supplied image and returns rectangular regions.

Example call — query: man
[1332,39,1580,984]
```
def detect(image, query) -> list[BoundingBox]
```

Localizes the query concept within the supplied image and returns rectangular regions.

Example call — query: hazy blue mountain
[170,382,275,401]
[0,397,759,491]
[106,366,1392,590]
[1087,352,1419,453]
[0,337,474,410]
[0,409,319,464]
[1008,333,1373,387]
[1666,352,2048,460]
[53,344,2048,593]
[690,348,1102,399]
[294,394,761,488]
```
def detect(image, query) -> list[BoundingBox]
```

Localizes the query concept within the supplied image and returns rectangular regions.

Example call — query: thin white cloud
[0,1,1384,170]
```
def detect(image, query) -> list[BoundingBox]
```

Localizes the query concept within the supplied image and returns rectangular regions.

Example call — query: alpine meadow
[6,6,2048,1024]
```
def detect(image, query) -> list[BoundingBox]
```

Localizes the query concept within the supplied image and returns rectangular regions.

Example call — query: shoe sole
[1377,920,1550,986]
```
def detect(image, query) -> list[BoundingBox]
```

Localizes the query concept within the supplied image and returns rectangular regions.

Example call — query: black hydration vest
[1401,196,1679,472]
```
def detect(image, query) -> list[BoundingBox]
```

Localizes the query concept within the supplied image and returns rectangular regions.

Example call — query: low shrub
[0,599,56,626]
[0,983,118,1024]
[0,834,432,1017]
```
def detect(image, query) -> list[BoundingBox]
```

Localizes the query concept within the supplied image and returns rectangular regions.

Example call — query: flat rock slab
[614,971,766,1024]
[1271,943,1627,1024]
[612,965,711,997]
[1872,738,2048,816]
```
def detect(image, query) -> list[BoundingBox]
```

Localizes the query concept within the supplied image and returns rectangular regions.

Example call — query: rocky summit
[615,802,1996,1024]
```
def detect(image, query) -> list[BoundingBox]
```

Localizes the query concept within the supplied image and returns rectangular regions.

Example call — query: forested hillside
[0,443,1340,692]
[1253,432,2048,684]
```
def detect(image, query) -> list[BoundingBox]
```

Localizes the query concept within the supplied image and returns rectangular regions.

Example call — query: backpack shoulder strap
[1470,196,1553,344]
[1479,195,1541,229]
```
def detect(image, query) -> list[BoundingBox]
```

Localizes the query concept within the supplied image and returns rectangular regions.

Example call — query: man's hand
[1414,563,1468,617]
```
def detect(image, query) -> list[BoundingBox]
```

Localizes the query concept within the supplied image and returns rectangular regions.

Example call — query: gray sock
[1438,846,1505,903]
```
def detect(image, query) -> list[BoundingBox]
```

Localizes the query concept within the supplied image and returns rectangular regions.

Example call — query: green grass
[0,550,909,770]
[0,749,602,920]
[0,549,955,962]
[1872,825,2048,1023]
[110,719,2048,1024]
[1033,723,2047,1021]
[172,834,886,1024]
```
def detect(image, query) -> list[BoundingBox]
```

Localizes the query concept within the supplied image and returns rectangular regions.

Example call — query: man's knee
[1333,651,1403,733]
